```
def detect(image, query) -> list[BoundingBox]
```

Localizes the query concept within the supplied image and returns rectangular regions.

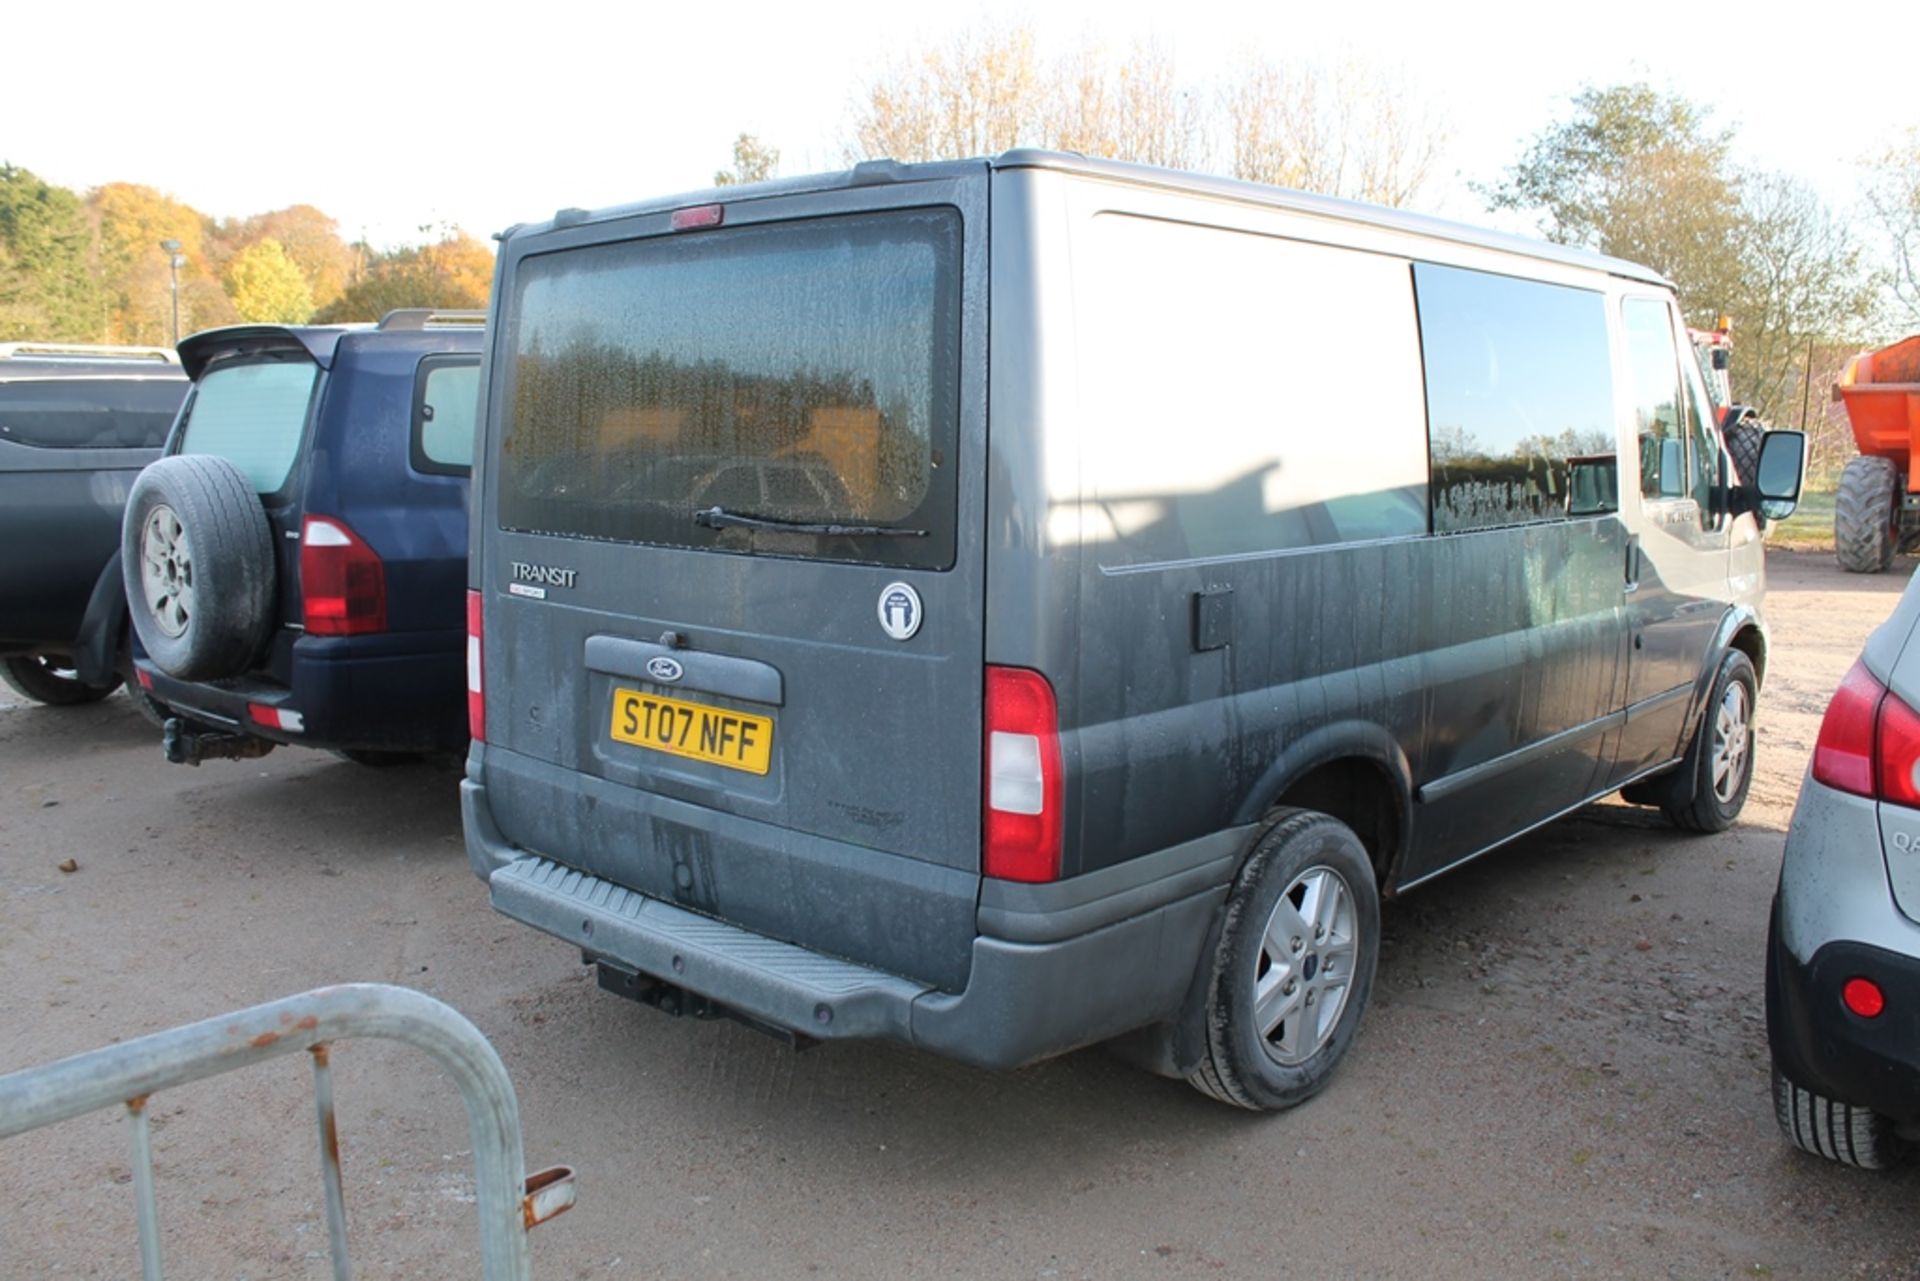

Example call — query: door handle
[1624,534,1641,592]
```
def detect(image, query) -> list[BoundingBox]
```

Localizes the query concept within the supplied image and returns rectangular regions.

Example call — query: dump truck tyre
[1835,456,1897,574]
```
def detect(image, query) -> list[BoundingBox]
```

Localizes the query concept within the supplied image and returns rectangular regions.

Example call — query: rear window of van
[496,207,961,570]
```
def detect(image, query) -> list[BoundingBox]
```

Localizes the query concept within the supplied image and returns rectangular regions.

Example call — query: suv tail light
[983,665,1062,882]
[467,590,484,743]
[1811,659,1920,805]
[301,516,387,636]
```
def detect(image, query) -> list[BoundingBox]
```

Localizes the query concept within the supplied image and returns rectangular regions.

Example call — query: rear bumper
[1767,901,1920,1126]
[137,630,465,753]
[462,767,1236,1071]
[1768,775,1920,1124]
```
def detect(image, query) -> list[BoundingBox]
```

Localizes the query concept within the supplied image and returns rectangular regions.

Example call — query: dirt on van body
[2,549,1917,1280]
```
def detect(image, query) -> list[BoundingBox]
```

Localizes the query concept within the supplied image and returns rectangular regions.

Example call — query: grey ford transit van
[463,152,1805,1109]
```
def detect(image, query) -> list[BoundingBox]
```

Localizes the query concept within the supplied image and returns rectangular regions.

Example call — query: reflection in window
[0,378,184,449]
[499,208,960,570]
[1623,297,1688,501]
[1415,264,1617,532]
[1678,334,1721,512]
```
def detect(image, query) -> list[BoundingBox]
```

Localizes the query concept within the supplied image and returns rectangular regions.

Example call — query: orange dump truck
[1834,335,1920,572]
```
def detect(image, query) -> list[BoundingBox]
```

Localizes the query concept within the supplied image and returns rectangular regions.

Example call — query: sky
[4,0,1915,250]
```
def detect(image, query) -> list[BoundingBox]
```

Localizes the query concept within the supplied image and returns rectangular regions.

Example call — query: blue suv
[123,311,483,765]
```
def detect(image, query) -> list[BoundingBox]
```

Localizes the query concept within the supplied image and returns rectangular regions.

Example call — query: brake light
[983,665,1062,882]
[300,517,387,636]
[1877,685,1920,806]
[671,204,724,231]
[1810,659,1920,805]
[467,589,484,743]
[1813,662,1882,795]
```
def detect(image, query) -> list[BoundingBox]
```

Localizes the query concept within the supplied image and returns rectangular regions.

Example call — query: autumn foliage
[0,166,490,344]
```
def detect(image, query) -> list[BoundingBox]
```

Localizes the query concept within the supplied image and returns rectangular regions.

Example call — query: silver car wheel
[141,504,195,640]
[1710,679,1752,805]
[1252,864,1358,1066]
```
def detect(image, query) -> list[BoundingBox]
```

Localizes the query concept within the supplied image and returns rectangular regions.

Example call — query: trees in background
[1865,128,1920,328]
[1223,56,1444,207]
[0,165,103,341]
[211,205,358,314]
[714,134,780,187]
[223,239,313,323]
[313,232,493,323]
[850,25,1047,163]
[845,24,1444,207]
[1488,82,1876,431]
[0,170,491,343]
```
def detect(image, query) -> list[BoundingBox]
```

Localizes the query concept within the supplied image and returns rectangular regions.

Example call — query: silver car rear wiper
[692,506,928,537]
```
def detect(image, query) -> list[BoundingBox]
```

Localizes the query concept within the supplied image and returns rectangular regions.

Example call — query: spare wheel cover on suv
[122,454,276,681]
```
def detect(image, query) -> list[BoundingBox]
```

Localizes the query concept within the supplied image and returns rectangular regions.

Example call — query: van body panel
[1027,173,1632,883]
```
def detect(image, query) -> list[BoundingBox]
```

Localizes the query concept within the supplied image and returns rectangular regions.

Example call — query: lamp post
[159,239,184,345]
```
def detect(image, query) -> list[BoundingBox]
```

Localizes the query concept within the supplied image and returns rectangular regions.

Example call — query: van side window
[1414,264,1617,533]
[1076,214,1430,565]
[1676,325,1723,520]
[412,355,481,475]
[1622,298,1689,502]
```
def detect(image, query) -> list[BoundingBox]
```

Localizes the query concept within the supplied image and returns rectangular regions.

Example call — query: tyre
[0,656,120,706]
[1660,649,1758,834]
[1724,415,1764,486]
[122,455,276,681]
[1835,455,1898,574]
[1187,808,1381,1111]
[1772,1065,1908,1170]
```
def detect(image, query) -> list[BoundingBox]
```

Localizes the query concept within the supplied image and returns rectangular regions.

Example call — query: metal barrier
[0,983,574,1279]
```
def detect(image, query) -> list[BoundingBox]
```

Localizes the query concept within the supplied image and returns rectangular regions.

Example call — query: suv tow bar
[162,716,276,766]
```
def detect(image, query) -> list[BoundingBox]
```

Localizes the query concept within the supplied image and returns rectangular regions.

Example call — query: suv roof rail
[0,342,180,364]
[377,309,487,331]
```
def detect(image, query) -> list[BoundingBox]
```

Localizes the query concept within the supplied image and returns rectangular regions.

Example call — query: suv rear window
[497,207,961,570]
[178,359,319,493]
[0,378,184,449]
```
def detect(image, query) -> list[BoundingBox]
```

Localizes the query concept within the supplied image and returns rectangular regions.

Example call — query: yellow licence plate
[609,687,774,775]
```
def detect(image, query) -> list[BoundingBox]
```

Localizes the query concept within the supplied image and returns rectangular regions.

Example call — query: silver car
[1769,567,1920,1168]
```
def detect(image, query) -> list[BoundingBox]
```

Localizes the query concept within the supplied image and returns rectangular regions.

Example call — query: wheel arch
[70,551,132,689]
[1232,721,1415,893]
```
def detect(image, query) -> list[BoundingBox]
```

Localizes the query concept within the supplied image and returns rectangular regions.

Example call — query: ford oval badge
[646,655,684,683]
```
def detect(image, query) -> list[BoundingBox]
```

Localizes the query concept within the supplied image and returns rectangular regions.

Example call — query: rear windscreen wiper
[692,506,928,538]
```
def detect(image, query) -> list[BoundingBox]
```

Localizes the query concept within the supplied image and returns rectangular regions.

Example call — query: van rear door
[478,172,989,991]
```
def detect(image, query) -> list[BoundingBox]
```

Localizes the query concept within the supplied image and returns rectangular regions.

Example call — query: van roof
[991,150,1670,287]
[500,150,1670,289]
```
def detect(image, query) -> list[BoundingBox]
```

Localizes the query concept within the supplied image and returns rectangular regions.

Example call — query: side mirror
[1751,430,1806,521]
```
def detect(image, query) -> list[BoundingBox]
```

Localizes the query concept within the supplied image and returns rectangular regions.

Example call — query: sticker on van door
[877,582,923,641]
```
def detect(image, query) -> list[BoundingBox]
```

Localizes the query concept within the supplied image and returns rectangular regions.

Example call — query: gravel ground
[3,548,1917,1280]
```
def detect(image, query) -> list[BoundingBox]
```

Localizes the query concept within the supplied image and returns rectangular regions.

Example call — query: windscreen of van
[0,378,184,449]
[177,359,319,492]
[498,207,961,570]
